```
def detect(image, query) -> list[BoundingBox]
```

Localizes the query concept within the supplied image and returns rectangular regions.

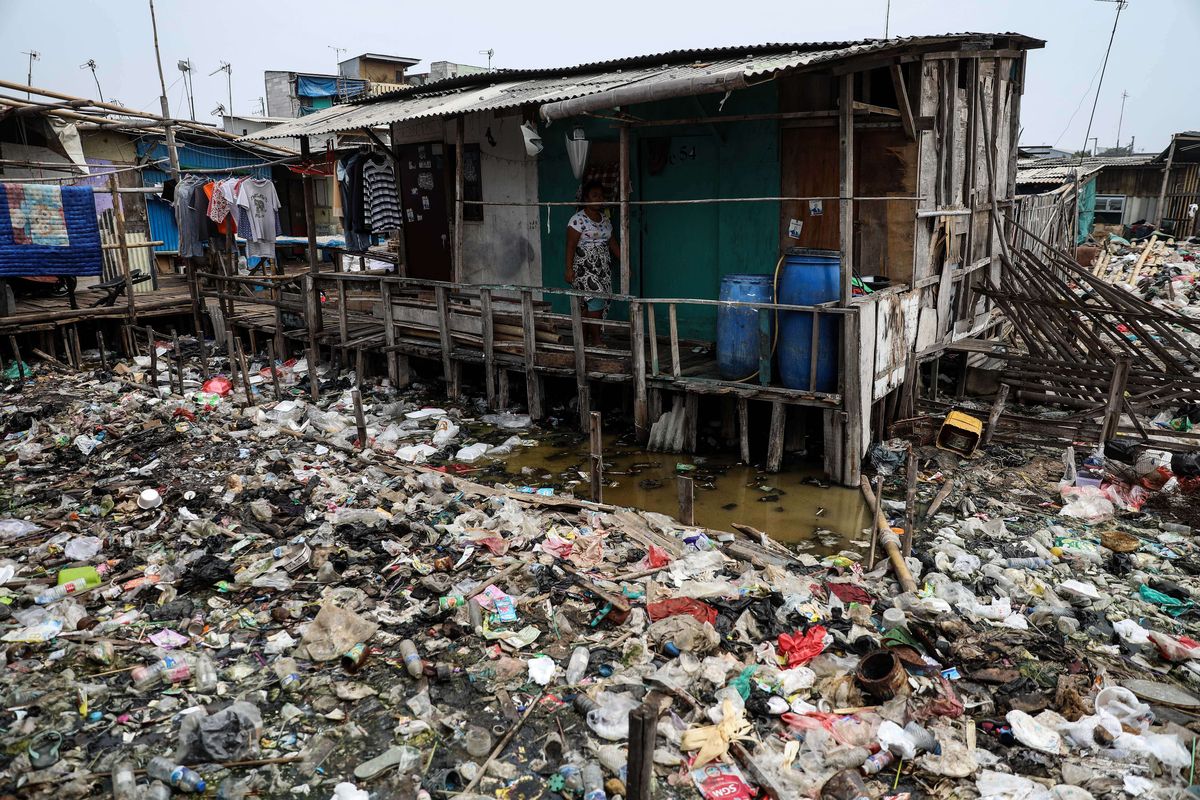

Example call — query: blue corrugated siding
[136,140,271,254]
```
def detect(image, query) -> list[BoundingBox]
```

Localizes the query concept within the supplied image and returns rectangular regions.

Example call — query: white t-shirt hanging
[236,178,280,243]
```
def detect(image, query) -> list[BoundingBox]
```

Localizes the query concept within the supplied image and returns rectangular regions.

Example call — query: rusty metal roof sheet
[242,33,1042,141]
[1016,154,1156,185]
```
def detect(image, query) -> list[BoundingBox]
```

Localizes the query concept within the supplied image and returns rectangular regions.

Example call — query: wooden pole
[352,388,368,450]
[147,326,158,391]
[838,73,855,306]
[434,284,458,400]
[631,299,648,441]
[96,330,108,372]
[1155,137,1176,229]
[302,274,320,401]
[676,475,695,526]
[106,173,137,324]
[454,115,465,283]
[380,279,399,386]
[236,339,254,406]
[866,474,883,570]
[903,445,917,559]
[521,289,543,420]
[619,124,632,296]
[481,288,497,410]
[8,336,24,382]
[737,398,751,464]
[1100,358,1131,444]
[589,411,604,504]
[626,703,656,800]
[766,401,786,473]
[266,339,281,400]
[300,138,322,334]
[570,294,590,430]
[172,330,184,396]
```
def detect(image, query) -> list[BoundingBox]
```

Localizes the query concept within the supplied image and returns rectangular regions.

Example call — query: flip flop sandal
[28,730,62,769]
[353,745,412,780]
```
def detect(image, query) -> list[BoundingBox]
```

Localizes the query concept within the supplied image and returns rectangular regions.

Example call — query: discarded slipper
[353,745,413,780]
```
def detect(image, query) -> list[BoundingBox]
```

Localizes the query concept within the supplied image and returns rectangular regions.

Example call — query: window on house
[463,144,483,221]
[1094,195,1125,225]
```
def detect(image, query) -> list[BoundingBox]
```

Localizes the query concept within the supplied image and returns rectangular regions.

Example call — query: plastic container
[582,762,606,800]
[716,274,775,380]
[777,248,840,392]
[566,646,590,685]
[147,756,206,793]
[275,657,301,692]
[464,726,492,758]
[861,749,896,775]
[112,761,137,800]
[400,639,423,678]
[144,782,172,800]
[881,608,907,631]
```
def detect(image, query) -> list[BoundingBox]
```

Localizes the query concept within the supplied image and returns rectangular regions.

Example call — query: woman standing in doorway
[565,180,620,345]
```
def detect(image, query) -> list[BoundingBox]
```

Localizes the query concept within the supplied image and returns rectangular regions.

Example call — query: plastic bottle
[34,577,94,604]
[191,655,218,692]
[566,646,590,685]
[274,657,301,692]
[111,761,137,800]
[147,756,206,793]
[439,594,466,611]
[582,763,606,800]
[400,639,423,678]
[861,749,896,775]
[131,656,190,691]
[1005,557,1054,569]
[559,765,584,793]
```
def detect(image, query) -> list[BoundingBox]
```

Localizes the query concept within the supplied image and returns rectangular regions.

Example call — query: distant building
[265,53,420,118]
[406,61,489,87]
[1018,144,1074,160]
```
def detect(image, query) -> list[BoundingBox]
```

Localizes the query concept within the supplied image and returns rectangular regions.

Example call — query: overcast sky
[1,0,1195,153]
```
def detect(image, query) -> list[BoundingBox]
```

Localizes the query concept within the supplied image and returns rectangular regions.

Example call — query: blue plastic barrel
[777,248,840,393]
[716,274,775,380]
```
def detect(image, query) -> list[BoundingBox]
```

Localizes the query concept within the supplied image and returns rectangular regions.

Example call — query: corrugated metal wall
[136,139,270,255]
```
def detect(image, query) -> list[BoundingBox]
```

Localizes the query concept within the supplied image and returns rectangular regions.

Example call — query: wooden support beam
[590,411,604,503]
[839,73,855,305]
[631,299,648,441]
[677,475,695,526]
[173,330,185,396]
[1100,358,1131,444]
[9,336,25,381]
[737,397,751,463]
[647,303,659,376]
[302,274,320,401]
[521,289,543,420]
[380,280,399,386]
[619,124,632,296]
[889,62,916,140]
[352,388,368,450]
[903,445,917,558]
[481,288,497,410]
[626,704,657,800]
[96,330,108,372]
[766,401,786,473]
[684,393,699,454]
[266,339,281,400]
[454,115,465,283]
[668,303,681,377]
[236,339,254,406]
[569,294,589,429]
[300,138,321,334]
[147,326,158,392]
[106,173,137,324]
[435,284,459,400]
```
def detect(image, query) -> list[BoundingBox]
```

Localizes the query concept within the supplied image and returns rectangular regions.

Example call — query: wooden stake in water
[589,411,604,503]
[147,326,158,391]
[236,339,254,407]
[352,388,367,450]
[96,330,108,372]
[677,475,695,526]
[266,339,281,400]
[172,330,184,396]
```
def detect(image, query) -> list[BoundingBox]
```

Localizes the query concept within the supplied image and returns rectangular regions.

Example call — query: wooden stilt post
[300,138,322,334]
[380,280,399,387]
[435,285,458,401]
[71,325,83,368]
[683,393,699,454]
[481,288,497,410]
[97,330,108,372]
[626,703,656,800]
[302,274,320,402]
[497,368,510,409]
[521,289,543,419]
[106,173,137,325]
[8,336,25,382]
[236,339,254,406]
[589,411,604,503]
[570,294,590,430]
[766,401,786,473]
[147,326,158,391]
[903,445,917,558]
[867,474,884,570]
[676,475,695,526]
[173,330,184,396]
[61,328,75,369]
[619,124,631,296]
[838,71,862,488]
[352,388,367,450]
[266,339,281,400]
[355,347,364,396]
[631,299,648,441]
[454,115,465,283]
[738,398,751,464]
[1100,358,1131,444]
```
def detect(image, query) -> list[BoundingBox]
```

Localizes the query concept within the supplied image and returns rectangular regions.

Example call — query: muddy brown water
[475,433,870,555]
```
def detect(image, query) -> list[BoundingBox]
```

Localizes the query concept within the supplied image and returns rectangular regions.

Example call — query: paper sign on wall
[788,218,804,239]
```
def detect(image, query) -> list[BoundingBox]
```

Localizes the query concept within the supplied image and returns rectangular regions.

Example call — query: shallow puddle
[476,433,869,554]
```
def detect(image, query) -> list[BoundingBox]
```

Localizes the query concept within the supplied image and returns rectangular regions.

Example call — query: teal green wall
[538,82,780,340]
[1077,177,1097,245]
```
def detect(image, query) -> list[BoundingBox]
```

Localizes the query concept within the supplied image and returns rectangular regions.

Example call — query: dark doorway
[397,141,452,281]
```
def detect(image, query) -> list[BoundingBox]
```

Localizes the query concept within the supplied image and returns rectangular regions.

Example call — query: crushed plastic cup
[138,488,163,510]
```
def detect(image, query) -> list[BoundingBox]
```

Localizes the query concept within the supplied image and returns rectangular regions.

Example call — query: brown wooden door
[397,142,452,280]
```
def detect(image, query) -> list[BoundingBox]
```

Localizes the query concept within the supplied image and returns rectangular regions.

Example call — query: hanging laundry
[337,152,373,251]
[235,177,281,260]
[362,154,402,233]
[172,175,209,258]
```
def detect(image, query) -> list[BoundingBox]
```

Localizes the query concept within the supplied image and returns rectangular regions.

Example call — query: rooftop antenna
[208,61,232,117]
[80,59,104,102]
[1114,89,1129,152]
[478,48,495,71]
[884,0,891,39]
[1080,0,1128,162]
[21,50,40,98]
[211,102,226,119]
[177,58,196,120]
[255,96,265,116]
[328,46,347,73]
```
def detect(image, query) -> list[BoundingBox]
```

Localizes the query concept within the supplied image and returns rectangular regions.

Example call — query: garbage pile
[2,356,1200,800]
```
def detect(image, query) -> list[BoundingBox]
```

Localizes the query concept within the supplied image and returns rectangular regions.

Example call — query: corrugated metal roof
[1016,154,1156,185]
[242,33,1043,141]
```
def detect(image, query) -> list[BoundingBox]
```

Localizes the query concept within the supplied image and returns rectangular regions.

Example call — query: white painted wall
[392,111,542,288]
